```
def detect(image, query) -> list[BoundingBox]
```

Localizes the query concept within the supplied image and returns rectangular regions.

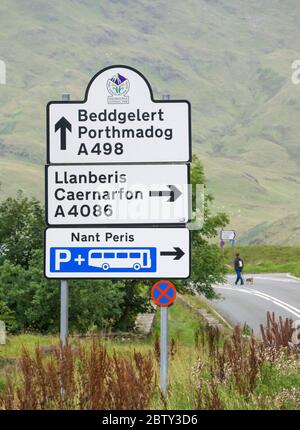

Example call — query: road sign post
[60,94,70,347]
[45,67,192,371]
[220,231,237,261]
[220,230,236,241]
[160,306,168,394]
[60,279,68,347]
[151,280,177,394]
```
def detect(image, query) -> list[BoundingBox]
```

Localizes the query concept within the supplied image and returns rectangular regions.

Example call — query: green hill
[1,0,300,242]
[239,213,300,245]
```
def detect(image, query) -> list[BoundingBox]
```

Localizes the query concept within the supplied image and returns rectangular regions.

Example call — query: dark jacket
[234,257,244,271]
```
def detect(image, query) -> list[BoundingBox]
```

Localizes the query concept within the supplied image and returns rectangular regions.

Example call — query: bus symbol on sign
[51,247,157,273]
[88,248,153,271]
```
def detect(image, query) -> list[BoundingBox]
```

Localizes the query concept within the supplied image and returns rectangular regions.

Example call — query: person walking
[234,253,244,285]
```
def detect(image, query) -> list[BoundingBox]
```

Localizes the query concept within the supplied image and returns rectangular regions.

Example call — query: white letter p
[55,249,71,270]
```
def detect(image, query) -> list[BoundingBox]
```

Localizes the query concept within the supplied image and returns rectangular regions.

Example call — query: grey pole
[160,306,168,394]
[60,280,69,347]
[60,93,70,347]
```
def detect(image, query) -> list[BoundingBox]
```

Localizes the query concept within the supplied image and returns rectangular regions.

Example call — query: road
[208,273,300,335]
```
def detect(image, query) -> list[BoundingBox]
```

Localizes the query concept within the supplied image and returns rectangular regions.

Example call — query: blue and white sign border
[44,226,191,280]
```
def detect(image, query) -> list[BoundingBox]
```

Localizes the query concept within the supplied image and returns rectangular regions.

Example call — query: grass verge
[0,299,300,410]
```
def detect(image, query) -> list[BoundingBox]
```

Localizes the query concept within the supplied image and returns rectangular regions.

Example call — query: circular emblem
[107,73,130,97]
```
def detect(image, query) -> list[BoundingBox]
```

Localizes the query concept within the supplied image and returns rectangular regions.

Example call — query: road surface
[208,273,300,335]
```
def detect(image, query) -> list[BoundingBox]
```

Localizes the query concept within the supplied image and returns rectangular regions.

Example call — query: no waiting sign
[47,65,191,164]
[151,280,177,307]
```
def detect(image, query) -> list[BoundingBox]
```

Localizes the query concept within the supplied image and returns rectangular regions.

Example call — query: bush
[0,191,44,268]
[0,300,17,333]
[0,250,147,333]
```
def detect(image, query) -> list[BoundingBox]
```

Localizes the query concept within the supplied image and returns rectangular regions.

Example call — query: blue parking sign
[50,247,157,273]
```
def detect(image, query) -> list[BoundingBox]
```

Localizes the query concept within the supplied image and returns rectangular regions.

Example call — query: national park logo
[107,73,130,104]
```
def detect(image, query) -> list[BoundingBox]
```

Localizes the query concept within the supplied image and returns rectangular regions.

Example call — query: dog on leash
[245,277,254,286]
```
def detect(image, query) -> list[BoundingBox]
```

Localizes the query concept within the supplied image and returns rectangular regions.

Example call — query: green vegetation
[0,192,150,333]
[152,301,201,347]
[223,245,300,277]
[0,190,44,267]
[184,155,228,298]
[0,302,300,410]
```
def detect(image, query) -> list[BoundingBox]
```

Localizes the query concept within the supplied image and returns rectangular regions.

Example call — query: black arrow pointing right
[149,185,182,202]
[160,247,185,260]
[55,117,72,150]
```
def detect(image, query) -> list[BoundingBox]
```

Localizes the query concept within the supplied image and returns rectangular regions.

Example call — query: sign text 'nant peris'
[45,65,191,280]
[46,164,190,225]
[44,227,190,279]
[47,66,191,164]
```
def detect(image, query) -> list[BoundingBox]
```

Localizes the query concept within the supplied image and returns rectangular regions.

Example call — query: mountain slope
[0,0,300,242]
[239,213,300,246]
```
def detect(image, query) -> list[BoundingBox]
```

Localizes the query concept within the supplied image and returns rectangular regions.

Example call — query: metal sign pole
[60,280,69,347]
[160,306,168,394]
[60,93,70,347]
[151,280,176,396]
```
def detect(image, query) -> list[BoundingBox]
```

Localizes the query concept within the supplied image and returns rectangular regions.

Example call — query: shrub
[260,312,295,351]
[0,341,154,410]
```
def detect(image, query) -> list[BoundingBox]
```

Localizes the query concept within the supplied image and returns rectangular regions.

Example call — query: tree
[0,300,17,333]
[0,260,32,332]
[0,250,147,333]
[115,280,151,331]
[0,191,44,267]
[180,155,229,298]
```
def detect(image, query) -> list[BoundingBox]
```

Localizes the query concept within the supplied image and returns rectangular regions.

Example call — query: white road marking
[227,275,300,284]
[252,276,299,283]
[214,285,300,319]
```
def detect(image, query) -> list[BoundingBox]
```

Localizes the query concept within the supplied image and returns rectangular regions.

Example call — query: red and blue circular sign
[151,280,177,307]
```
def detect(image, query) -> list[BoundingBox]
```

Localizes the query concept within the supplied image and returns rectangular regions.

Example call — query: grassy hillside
[224,245,300,276]
[1,1,300,241]
[239,213,300,245]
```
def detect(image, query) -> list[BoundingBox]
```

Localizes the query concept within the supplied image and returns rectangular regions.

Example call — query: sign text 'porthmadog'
[47,66,191,164]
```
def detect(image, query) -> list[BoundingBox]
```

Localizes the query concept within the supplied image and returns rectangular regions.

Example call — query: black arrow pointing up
[149,185,182,202]
[160,247,185,260]
[55,117,72,150]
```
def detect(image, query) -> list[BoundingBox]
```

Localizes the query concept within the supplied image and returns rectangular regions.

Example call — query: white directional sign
[46,164,190,225]
[45,65,192,281]
[47,66,191,164]
[220,230,236,240]
[45,227,190,279]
